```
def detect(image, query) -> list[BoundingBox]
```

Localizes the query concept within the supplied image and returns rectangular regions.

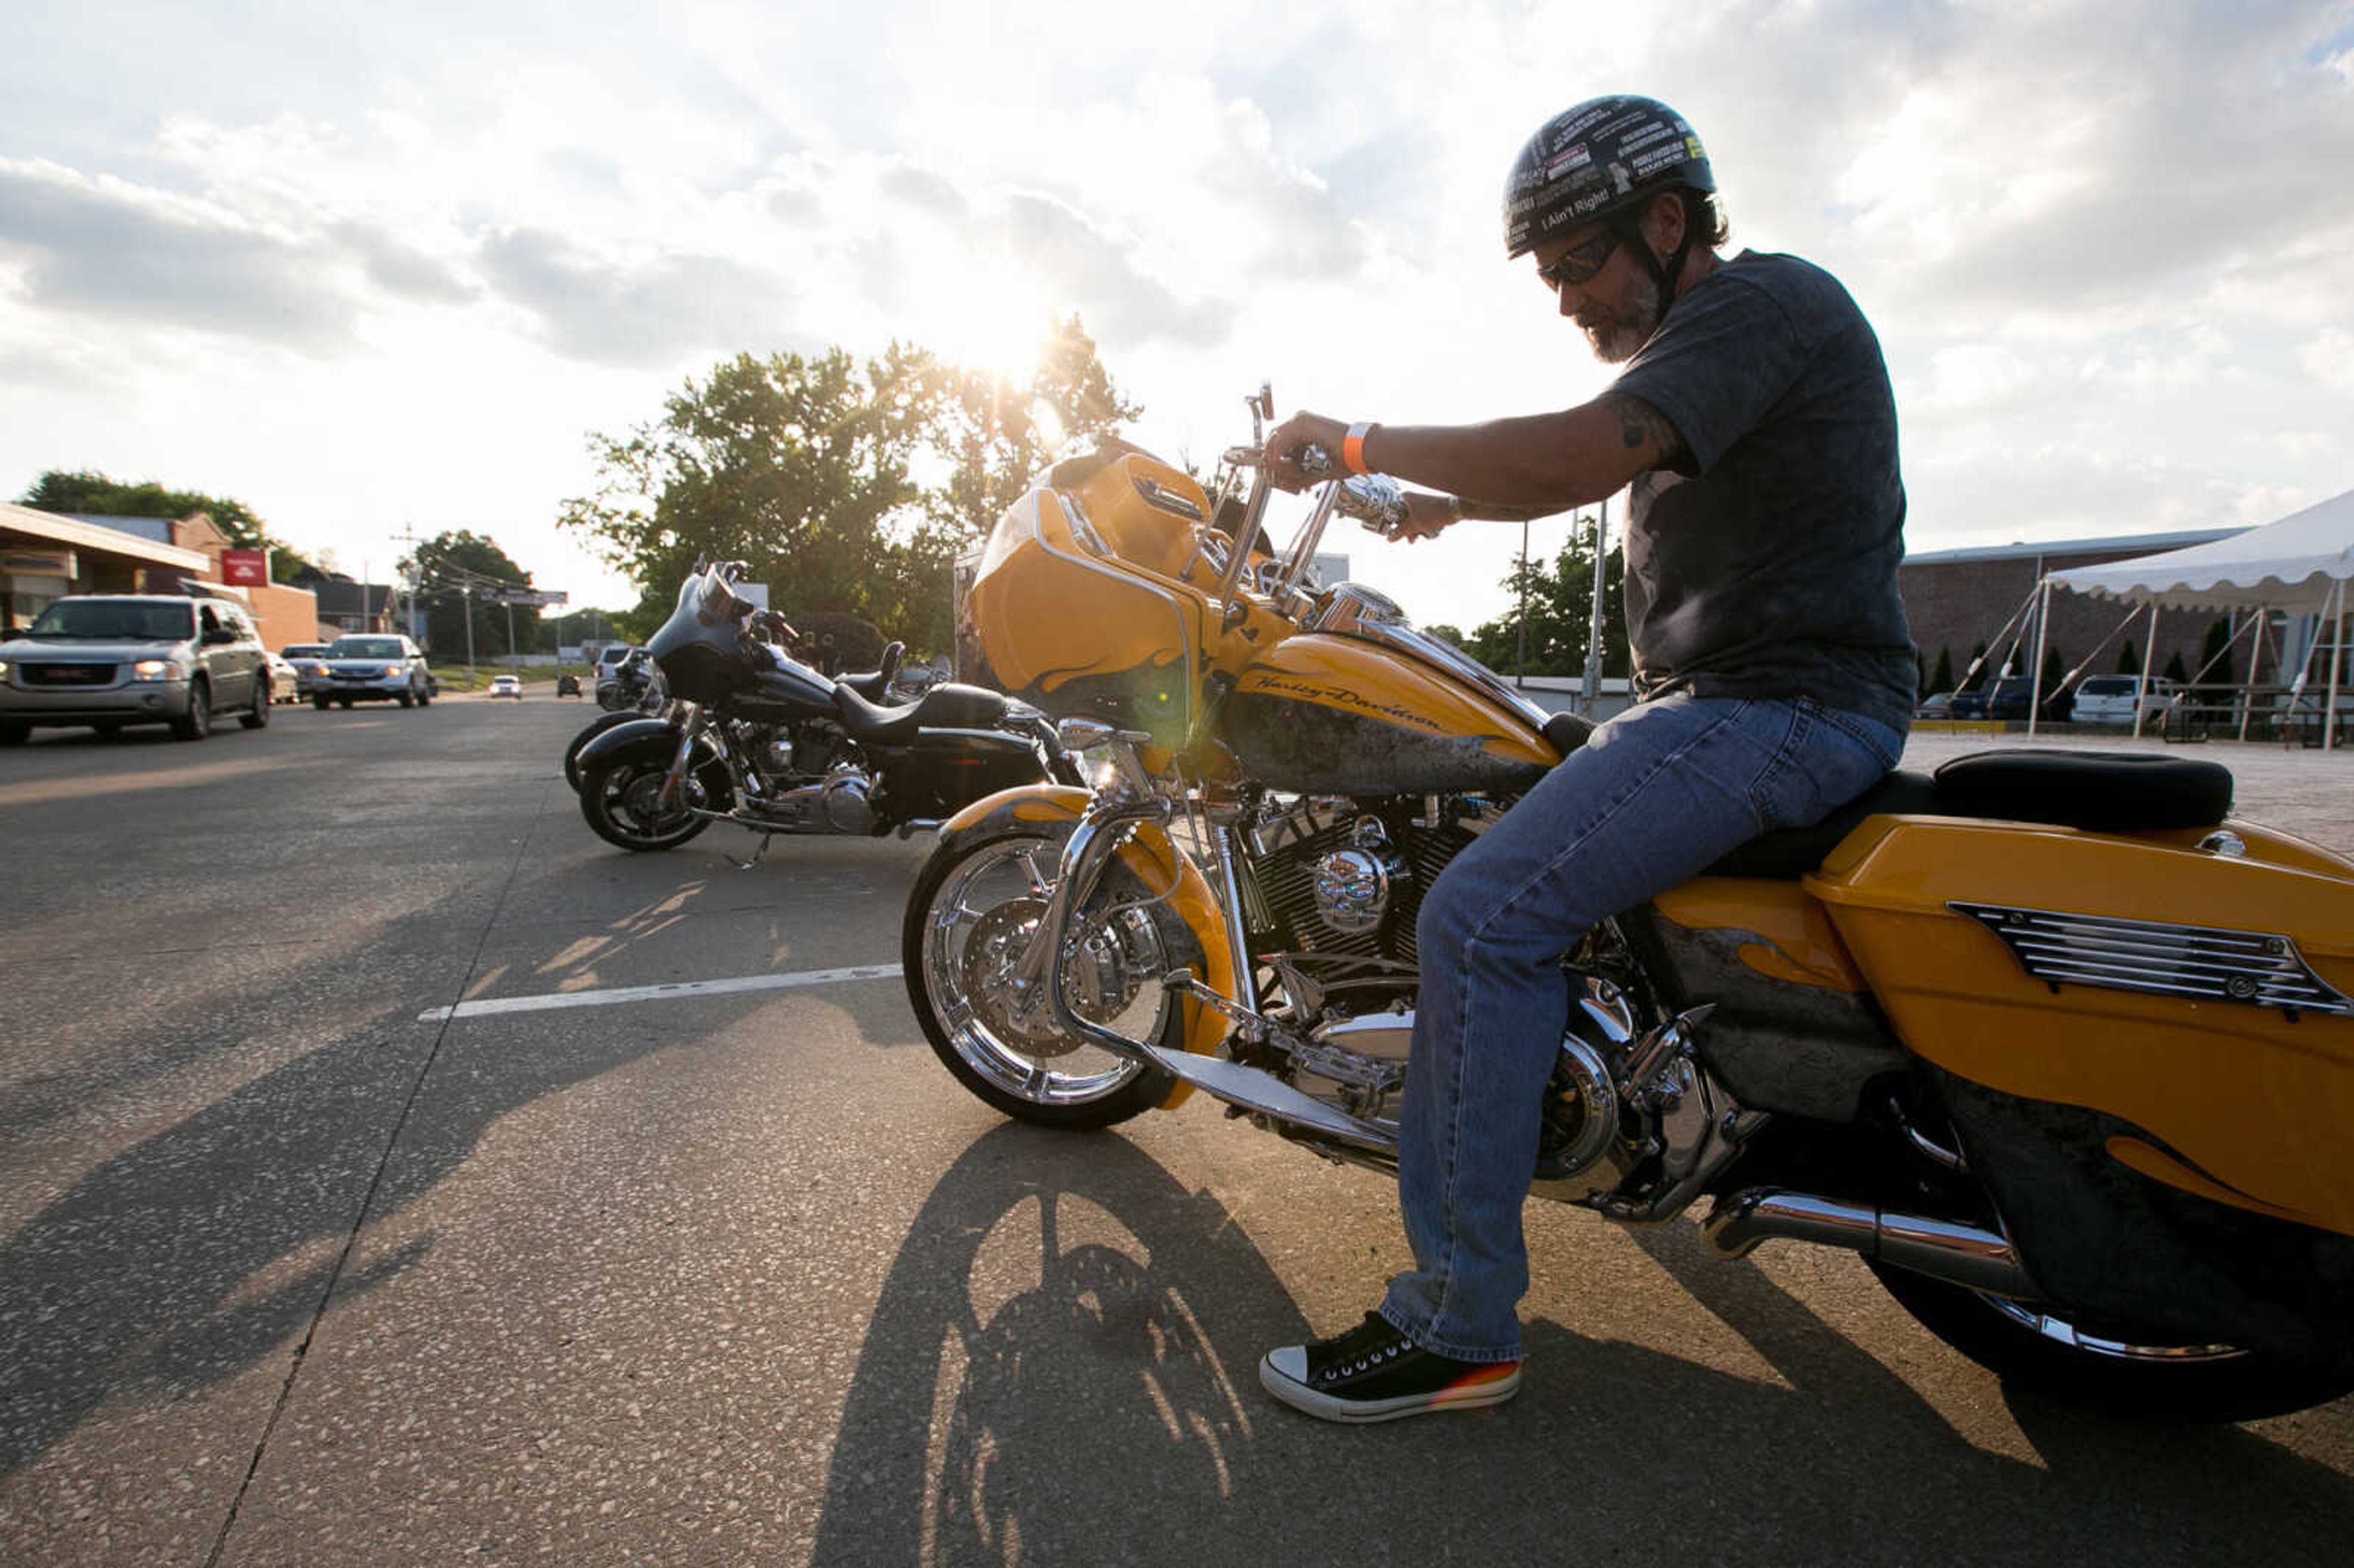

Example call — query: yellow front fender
[938,785,1237,1106]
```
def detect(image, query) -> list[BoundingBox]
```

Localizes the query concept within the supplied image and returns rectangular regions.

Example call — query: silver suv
[314,634,432,709]
[0,593,272,743]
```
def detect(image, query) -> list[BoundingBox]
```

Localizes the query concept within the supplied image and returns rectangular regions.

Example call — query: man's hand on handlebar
[1390,491,1458,543]
[1261,412,1349,492]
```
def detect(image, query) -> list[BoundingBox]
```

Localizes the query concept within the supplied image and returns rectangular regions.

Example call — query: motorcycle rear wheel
[1868,1262,2354,1421]
[578,747,714,851]
[905,823,1184,1129]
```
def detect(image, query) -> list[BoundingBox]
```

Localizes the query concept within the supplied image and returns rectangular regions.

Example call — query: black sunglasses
[1534,230,1621,291]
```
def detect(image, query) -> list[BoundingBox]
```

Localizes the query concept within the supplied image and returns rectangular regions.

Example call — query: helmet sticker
[1544,143,1591,179]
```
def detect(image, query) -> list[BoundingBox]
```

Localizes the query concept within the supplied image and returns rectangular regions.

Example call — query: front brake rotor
[956,898,1149,1057]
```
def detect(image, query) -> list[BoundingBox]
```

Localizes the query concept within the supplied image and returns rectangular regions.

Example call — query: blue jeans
[1379,695,1905,1362]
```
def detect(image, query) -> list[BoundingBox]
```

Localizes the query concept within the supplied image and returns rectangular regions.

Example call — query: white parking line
[418,963,907,1022]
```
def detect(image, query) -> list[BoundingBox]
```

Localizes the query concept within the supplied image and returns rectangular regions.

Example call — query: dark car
[556,672,582,697]
[1986,675,2074,722]
[1949,685,1992,720]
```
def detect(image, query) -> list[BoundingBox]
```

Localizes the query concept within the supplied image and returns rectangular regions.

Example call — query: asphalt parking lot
[2,699,2350,1566]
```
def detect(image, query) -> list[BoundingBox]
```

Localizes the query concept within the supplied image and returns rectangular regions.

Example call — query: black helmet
[1503,95,1715,260]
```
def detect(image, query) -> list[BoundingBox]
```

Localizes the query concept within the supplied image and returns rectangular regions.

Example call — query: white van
[2073,675,2180,725]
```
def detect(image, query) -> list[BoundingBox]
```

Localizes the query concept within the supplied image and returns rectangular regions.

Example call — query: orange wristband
[1343,421,1374,476]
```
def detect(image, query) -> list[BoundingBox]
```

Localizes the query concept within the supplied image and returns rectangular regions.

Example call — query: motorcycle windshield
[649,571,755,702]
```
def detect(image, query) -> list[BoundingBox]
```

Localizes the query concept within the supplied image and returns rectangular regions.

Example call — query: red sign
[221,548,269,586]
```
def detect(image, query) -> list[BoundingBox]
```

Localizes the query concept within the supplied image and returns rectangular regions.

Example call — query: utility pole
[390,525,424,644]
[1514,517,1531,688]
[1582,497,1609,714]
[462,585,476,679]
[503,598,519,675]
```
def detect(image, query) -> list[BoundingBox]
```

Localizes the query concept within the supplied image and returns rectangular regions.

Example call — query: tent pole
[2325,579,2346,754]
[2027,575,2054,737]
[2241,612,2271,742]
[2132,601,2158,740]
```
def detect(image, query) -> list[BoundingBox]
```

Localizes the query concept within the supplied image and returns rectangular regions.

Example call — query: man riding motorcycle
[1255,94,1918,1422]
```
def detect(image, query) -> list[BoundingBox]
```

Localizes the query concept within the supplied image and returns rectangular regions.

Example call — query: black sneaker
[1259,1312,1521,1423]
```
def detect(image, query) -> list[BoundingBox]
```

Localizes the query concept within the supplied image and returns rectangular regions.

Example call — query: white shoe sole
[1257,1352,1521,1424]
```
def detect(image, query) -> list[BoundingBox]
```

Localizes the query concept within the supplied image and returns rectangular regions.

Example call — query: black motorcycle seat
[834,680,1009,744]
[837,639,907,704]
[839,668,894,704]
[1704,749,2235,879]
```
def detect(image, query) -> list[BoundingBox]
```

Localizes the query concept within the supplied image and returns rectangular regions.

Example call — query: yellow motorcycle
[902,388,2354,1420]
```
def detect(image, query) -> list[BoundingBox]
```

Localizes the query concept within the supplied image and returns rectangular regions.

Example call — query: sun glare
[930,261,1056,384]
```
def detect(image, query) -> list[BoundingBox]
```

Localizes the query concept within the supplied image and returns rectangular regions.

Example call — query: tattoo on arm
[1597,392,1687,465]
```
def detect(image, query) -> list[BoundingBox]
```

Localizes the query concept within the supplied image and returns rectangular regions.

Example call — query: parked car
[594,645,652,709]
[0,592,272,742]
[2071,674,2181,725]
[280,642,334,701]
[1914,690,1956,718]
[265,651,302,702]
[592,644,634,699]
[1949,684,1993,720]
[489,674,524,699]
[1987,674,2075,722]
[316,634,432,709]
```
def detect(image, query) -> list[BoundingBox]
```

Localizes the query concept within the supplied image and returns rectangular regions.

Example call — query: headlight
[131,659,186,681]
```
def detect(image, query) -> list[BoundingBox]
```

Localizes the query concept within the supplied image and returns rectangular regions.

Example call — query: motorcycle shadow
[813,1122,2353,1568]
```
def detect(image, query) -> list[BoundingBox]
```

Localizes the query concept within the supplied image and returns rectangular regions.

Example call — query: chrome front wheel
[904,824,1188,1128]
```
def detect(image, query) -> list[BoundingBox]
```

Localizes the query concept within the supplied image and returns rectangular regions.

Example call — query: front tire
[1868,1262,2354,1421]
[903,822,1188,1130]
[577,745,714,851]
[171,681,211,742]
[241,682,270,729]
[313,695,330,711]
[565,711,648,792]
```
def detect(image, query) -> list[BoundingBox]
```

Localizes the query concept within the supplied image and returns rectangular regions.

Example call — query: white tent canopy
[2048,487,2354,612]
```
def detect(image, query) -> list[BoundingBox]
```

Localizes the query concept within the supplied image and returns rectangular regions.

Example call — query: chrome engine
[1232,799,1764,1216]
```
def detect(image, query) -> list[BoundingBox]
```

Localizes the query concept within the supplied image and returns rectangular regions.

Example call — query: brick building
[1900,528,2250,689]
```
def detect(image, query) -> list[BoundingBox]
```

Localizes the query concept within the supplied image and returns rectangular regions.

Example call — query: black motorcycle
[573,561,1073,853]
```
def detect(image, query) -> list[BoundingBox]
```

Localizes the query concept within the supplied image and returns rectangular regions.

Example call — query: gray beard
[1583,270,1663,364]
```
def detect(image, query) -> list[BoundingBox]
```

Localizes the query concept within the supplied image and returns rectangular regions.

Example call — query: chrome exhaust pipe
[1702,1189,2036,1299]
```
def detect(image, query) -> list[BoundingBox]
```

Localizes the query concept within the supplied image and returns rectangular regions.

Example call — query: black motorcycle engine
[750,719,854,788]
[1243,796,1486,966]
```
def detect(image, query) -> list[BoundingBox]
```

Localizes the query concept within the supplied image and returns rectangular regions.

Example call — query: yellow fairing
[1808,816,2354,1236]
[940,785,1236,1109]
[969,455,1260,746]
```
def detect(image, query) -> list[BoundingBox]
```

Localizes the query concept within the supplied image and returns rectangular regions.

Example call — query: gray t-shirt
[1608,250,1916,733]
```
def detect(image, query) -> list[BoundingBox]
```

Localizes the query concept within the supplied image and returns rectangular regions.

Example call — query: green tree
[2116,639,2141,676]
[19,469,318,580]
[558,321,1140,658]
[1457,520,1628,680]
[1930,647,1954,692]
[406,531,538,660]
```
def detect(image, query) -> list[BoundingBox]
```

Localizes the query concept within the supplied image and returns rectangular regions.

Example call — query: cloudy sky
[4,0,2352,632]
